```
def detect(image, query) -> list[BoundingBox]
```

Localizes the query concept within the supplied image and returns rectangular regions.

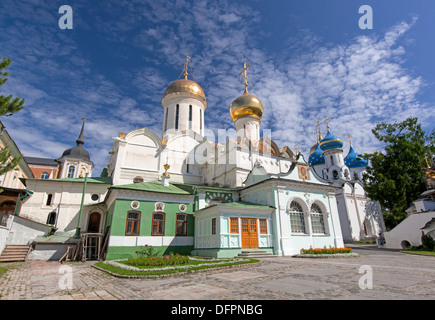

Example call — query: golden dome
[162,78,207,107]
[230,90,264,122]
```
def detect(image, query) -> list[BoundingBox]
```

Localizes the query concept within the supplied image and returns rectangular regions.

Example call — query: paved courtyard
[0,245,433,301]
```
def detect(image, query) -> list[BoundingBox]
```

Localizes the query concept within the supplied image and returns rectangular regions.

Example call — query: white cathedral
[8,58,386,260]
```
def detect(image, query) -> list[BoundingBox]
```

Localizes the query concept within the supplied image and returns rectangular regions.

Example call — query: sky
[0,0,434,176]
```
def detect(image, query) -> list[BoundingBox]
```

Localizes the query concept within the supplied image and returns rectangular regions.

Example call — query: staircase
[0,244,32,262]
[237,250,275,259]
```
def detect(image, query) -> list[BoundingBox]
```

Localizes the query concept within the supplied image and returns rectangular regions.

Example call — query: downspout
[75,173,88,238]
[14,190,33,216]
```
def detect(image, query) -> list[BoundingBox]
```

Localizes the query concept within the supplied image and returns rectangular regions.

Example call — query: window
[211,218,216,235]
[47,212,57,225]
[200,109,203,130]
[175,104,179,130]
[333,170,339,180]
[330,156,334,165]
[311,203,326,234]
[259,219,267,234]
[125,211,141,236]
[41,172,49,179]
[46,194,53,206]
[189,105,192,129]
[230,218,238,234]
[289,201,306,234]
[164,108,168,132]
[152,212,165,236]
[176,214,187,236]
[67,165,75,178]
[133,176,144,183]
[91,194,99,201]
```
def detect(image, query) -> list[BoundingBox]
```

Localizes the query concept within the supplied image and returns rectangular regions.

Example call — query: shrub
[421,232,434,251]
[135,245,160,257]
[127,252,190,267]
[300,247,352,255]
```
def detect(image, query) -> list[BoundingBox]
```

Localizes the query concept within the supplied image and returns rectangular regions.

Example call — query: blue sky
[0,0,434,175]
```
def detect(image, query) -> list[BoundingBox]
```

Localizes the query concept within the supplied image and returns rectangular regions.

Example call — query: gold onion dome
[162,79,207,107]
[161,56,207,108]
[230,90,264,121]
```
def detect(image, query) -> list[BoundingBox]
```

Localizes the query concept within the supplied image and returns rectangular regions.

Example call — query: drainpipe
[14,190,33,216]
[75,173,88,238]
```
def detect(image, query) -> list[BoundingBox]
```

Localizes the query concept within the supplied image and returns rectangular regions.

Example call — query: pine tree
[0,57,25,177]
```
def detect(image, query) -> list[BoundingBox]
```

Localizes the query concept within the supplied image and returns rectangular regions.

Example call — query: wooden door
[88,212,101,233]
[241,218,258,249]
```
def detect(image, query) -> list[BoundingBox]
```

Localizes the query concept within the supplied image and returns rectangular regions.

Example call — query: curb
[91,260,262,279]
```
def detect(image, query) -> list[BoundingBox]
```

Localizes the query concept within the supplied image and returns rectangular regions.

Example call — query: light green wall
[108,199,194,237]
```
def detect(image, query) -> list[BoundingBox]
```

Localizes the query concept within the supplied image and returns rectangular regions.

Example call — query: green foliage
[127,252,190,267]
[421,232,434,251]
[363,117,435,230]
[135,245,160,257]
[0,57,24,179]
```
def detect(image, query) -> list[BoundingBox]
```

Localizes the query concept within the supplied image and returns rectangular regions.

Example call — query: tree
[363,117,435,230]
[0,57,25,177]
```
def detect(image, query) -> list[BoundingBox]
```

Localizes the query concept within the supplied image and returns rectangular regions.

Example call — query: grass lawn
[401,249,435,256]
[0,266,8,277]
[94,256,259,277]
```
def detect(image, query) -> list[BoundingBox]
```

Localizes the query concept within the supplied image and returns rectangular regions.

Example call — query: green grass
[353,240,377,245]
[94,257,259,277]
[0,266,7,277]
[401,249,435,256]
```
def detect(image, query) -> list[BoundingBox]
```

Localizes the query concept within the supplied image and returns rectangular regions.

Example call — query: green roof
[195,201,275,213]
[21,176,112,185]
[171,182,239,192]
[111,181,195,195]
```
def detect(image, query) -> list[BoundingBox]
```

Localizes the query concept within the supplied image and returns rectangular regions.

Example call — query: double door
[241,218,258,249]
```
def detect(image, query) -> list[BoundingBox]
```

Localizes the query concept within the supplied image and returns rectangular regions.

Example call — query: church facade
[14,59,385,260]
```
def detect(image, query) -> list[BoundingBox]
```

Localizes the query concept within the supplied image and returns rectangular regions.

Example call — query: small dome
[61,145,90,161]
[162,79,207,107]
[230,91,264,122]
[319,130,344,152]
[344,146,368,168]
[308,143,325,166]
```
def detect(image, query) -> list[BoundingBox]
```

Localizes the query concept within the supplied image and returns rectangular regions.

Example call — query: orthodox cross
[183,56,191,79]
[316,120,323,141]
[324,116,330,131]
[347,133,353,147]
[240,61,250,92]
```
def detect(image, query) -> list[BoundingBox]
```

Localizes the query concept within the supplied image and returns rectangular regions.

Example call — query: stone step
[237,250,276,258]
[0,244,31,262]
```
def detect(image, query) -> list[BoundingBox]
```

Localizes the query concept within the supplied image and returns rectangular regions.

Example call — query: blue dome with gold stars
[308,143,325,166]
[319,130,344,152]
[344,146,368,168]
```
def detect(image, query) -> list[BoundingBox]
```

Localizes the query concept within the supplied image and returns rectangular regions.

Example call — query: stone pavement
[0,245,434,300]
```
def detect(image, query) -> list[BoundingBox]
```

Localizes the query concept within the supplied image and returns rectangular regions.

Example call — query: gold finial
[324,116,330,131]
[316,120,323,142]
[240,61,250,93]
[347,133,352,147]
[294,143,300,154]
[183,56,191,80]
[163,163,170,177]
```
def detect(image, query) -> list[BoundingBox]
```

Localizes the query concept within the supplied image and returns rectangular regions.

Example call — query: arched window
[176,213,187,236]
[152,212,165,236]
[289,201,306,234]
[67,165,76,178]
[175,104,180,130]
[41,172,49,179]
[333,170,339,180]
[311,203,326,234]
[47,211,57,225]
